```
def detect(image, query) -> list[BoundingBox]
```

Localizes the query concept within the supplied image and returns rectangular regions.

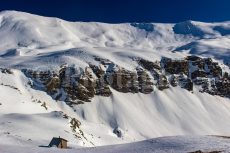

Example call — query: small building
[49,137,68,149]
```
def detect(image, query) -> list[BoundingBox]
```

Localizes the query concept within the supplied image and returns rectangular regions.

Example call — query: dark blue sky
[0,0,230,23]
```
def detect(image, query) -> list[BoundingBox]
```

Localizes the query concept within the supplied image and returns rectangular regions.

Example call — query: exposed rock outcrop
[162,57,188,75]
[21,55,229,106]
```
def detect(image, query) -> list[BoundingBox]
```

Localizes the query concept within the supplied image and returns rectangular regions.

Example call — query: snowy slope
[0,10,230,152]
[1,136,230,153]
[0,11,229,69]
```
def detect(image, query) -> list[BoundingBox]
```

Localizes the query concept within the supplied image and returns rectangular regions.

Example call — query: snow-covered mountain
[0,11,230,152]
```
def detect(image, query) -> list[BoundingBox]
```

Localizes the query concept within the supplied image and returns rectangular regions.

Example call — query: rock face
[157,74,169,90]
[212,77,230,97]
[170,75,178,87]
[138,59,161,71]
[191,70,207,80]
[137,68,154,93]
[46,76,60,94]
[162,57,188,75]
[0,68,13,74]
[22,55,230,106]
[108,68,139,93]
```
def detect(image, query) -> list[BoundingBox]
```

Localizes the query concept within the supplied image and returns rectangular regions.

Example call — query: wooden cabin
[49,137,68,149]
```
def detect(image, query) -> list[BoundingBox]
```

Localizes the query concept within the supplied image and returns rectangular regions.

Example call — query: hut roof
[49,137,68,147]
